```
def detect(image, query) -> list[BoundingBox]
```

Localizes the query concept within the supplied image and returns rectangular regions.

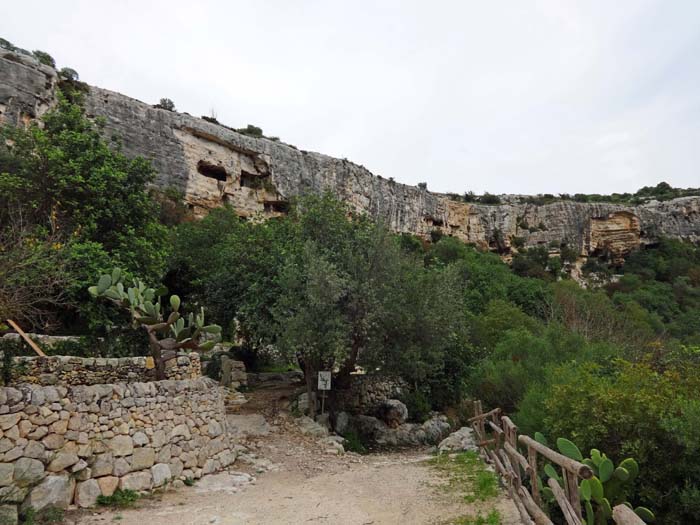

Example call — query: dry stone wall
[332,375,408,415]
[8,353,201,386]
[0,377,234,518]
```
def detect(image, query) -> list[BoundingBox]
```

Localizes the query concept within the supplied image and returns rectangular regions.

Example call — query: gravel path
[69,384,520,525]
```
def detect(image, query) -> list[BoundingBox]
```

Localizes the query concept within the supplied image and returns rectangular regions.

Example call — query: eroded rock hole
[197,160,228,181]
[240,170,262,188]
[264,201,289,213]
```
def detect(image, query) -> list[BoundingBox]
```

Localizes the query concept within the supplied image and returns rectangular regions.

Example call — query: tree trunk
[335,337,361,389]
[304,360,316,418]
[144,326,166,381]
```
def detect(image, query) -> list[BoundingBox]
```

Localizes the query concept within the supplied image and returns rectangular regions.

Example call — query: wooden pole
[6,320,46,357]
[612,505,645,525]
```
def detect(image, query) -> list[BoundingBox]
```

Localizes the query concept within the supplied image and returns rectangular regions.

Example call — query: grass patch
[453,510,501,525]
[97,489,140,508]
[429,451,499,503]
[341,429,368,454]
[184,477,196,486]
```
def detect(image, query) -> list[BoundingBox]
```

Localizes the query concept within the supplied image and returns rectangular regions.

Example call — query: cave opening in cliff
[240,170,263,189]
[264,201,289,214]
[197,160,228,181]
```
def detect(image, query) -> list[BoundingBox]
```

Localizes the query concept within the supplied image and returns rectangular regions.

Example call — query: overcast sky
[3,1,700,194]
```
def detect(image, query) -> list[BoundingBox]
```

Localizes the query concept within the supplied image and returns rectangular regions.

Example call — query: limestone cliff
[2,51,699,262]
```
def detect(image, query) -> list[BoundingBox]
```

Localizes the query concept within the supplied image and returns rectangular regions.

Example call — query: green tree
[0,90,169,330]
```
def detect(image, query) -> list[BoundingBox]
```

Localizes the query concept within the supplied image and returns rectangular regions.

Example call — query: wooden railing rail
[469,400,644,525]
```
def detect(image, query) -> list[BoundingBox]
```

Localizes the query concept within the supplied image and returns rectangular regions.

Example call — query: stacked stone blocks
[0,376,234,518]
[8,353,201,386]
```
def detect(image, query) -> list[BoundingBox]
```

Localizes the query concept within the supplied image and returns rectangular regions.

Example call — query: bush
[31,50,55,67]
[58,67,79,81]
[531,361,700,523]
[97,488,140,507]
[156,98,175,111]
[237,124,263,138]
[341,429,368,454]
[400,389,432,422]
[479,193,501,205]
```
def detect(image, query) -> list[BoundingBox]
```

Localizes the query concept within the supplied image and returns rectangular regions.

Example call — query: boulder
[21,475,74,513]
[119,471,152,491]
[47,452,79,472]
[151,463,171,487]
[108,435,133,457]
[377,399,408,428]
[130,447,155,470]
[296,416,328,438]
[75,479,101,508]
[132,432,149,447]
[13,458,45,487]
[90,453,114,477]
[0,464,13,487]
[97,476,119,497]
[0,486,28,504]
[438,426,477,453]
[0,505,17,525]
[333,412,350,435]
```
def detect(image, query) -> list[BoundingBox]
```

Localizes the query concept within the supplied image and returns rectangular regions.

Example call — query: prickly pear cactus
[89,269,221,379]
[533,432,655,524]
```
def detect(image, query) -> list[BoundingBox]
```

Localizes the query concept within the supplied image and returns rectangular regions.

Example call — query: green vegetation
[88,269,221,379]
[97,488,140,507]
[341,429,368,454]
[155,98,175,111]
[1,52,699,523]
[430,451,499,503]
[530,434,654,524]
[0,87,169,335]
[452,182,699,206]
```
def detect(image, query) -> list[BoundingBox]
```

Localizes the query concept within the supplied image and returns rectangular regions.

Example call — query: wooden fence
[468,400,644,525]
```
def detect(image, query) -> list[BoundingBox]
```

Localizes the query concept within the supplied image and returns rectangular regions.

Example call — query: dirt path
[71,383,521,525]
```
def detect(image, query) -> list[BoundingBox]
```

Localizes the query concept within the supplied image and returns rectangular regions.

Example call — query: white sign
[318,371,332,391]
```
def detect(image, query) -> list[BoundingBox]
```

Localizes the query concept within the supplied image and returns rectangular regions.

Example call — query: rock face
[2,51,699,262]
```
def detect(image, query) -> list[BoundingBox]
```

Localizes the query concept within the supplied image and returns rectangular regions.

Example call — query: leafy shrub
[58,67,79,81]
[156,98,175,111]
[529,361,700,523]
[341,429,368,454]
[237,124,263,138]
[31,50,55,67]
[511,236,525,249]
[97,488,140,507]
[479,193,501,205]
[417,182,428,190]
[400,389,432,423]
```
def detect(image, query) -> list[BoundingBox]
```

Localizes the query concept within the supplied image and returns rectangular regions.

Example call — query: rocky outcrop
[2,51,699,262]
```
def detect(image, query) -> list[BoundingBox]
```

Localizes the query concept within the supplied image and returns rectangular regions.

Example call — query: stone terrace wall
[6,353,201,386]
[332,375,408,415]
[0,377,234,517]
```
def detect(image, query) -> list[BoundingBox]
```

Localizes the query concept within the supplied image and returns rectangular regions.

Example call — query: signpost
[318,371,331,415]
